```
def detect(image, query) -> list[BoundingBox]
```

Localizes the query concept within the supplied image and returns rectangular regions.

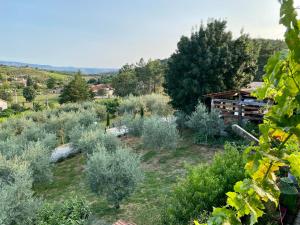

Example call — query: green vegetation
[112,59,166,96]
[86,146,143,209]
[59,71,93,104]
[164,19,258,113]
[196,1,300,224]
[162,143,245,225]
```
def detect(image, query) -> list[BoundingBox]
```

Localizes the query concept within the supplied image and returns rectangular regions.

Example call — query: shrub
[174,110,188,129]
[36,197,91,225]
[0,155,41,225]
[118,95,143,115]
[86,147,143,209]
[161,143,245,225]
[142,116,179,150]
[121,114,144,136]
[72,127,120,154]
[186,102,224,143]
[94,104,107,120]
[21,142,53,184]
[142,93,173,116]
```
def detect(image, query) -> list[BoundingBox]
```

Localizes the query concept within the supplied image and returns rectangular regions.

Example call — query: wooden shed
[205,82,267,123]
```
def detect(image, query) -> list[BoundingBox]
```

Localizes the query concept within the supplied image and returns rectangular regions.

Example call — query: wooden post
[238,91,243,125]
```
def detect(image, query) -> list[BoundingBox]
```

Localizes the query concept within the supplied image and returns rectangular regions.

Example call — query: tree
[46,77,56,89]
[26,75,34,87]
[0,155,40,225]
[0,89,12,102]
[164,20,258,114]
[86,146,143,209]
[23,86,36,102]
[59,71,92,104]
[252,38,287,81]
[111,68,138,97]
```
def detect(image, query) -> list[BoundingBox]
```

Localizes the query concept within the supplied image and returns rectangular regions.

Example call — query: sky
[1,0,300,68]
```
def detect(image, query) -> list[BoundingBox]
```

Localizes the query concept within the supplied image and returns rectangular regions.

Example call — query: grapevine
[195,0,300,224]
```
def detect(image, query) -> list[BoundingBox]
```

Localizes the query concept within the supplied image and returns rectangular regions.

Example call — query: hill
[0,61,118,75]
[0,65,71,82]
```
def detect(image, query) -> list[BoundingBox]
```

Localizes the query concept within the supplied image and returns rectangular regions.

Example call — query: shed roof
[205,82,263,98]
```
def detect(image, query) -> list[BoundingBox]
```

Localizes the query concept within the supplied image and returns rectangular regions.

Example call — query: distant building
[0,99,8,111]
[90,84,114,98]
[51,87,63,94]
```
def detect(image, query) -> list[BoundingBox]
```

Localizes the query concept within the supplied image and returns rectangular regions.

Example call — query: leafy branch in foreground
[195,0,300,224]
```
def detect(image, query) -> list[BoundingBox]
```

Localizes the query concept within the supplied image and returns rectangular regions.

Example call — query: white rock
[106,125,128,137]
[50,144,78,163]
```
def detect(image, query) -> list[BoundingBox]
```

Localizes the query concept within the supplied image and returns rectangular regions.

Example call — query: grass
[34,134,222,224]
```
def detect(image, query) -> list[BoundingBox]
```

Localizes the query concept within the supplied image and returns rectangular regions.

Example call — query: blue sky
[1,0,299,68]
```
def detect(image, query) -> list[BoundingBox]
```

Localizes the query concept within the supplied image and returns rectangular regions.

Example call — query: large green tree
[164,20,258,113]
[59,71,92,104]
[23,86,36,102]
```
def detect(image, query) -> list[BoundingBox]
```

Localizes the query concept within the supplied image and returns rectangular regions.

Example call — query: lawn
[34,132,222,224]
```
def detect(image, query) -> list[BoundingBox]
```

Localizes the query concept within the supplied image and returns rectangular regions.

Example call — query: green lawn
[34,133,222,224]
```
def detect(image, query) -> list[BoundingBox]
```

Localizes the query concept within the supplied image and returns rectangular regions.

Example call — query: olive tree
[0,155,40,225]
[86,146,143,209]
[142,116,179,150]
[186,102,224,143]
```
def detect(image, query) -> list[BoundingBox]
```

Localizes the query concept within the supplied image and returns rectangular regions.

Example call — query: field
[0,66,71,82]
[34,131,222,224]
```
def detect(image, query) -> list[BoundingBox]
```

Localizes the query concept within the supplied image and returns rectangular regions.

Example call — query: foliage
[142,93,173,116]
[252,38,287,81]
[0,155,41,225]
[59,71,92,104]
[46,77,56,89]
[186,102,224,143]
[36,197,91,225]
[0,88,12,102]
[112,68,138,97]
[23,86,37,102]
[121,114,144,136]
[21,142,53,184]
[197,1,300,224]
[142,116,179,150]
[86,147,143,209]
[71,126,120,154]
[118,95,143,115]
[112,59,166,97]
[103,98,120,115]
[162,143,245,225]
[164,19,258,113]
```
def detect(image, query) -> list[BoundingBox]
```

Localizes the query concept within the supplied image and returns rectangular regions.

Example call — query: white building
[0,99,8,111]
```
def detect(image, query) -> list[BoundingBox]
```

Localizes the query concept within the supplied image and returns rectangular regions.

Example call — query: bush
[161,143,245,225]
[0,155,41,225]
[118,95,143,115]
[86,147,143,209]
[174,110,188,129]
[142,93,173,116]
[186,102,224,143]
[36,197,91,225]
[72,127,120,154]
[142,116,179,150]
[21,142,53,184]
[121,114,144,136]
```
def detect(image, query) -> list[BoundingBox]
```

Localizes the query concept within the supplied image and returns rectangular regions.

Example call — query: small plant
[142,116,179,150]
[86,146,143,209]
[36,197,91,225]
[121,114,144,137]
[186,101,223,143]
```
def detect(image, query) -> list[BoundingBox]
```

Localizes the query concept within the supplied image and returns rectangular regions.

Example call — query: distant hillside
[0,61,118,75]
[0,65,71,82]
